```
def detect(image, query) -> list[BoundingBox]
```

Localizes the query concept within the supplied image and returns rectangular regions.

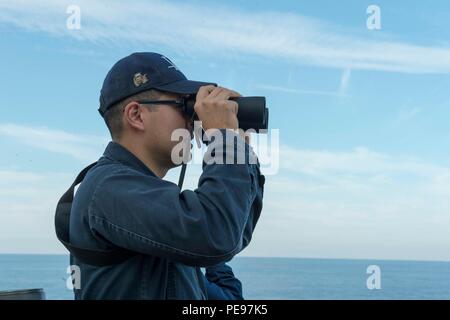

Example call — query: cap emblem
[133,73,149,87]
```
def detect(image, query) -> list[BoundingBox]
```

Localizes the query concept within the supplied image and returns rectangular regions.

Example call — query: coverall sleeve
[204,263,244,300]
[88,130,265,267]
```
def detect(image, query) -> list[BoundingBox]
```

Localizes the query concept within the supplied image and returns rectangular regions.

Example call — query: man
[68,52,264,299]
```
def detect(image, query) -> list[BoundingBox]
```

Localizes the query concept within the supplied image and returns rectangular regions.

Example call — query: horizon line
[1,253,449,264]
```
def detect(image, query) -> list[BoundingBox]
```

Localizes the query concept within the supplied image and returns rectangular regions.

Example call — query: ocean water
[0,254,449,300]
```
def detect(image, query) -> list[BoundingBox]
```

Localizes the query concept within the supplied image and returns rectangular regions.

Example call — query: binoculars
[182,96,269,131]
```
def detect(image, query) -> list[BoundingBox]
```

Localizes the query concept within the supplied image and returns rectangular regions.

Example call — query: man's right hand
[194,85,241,131]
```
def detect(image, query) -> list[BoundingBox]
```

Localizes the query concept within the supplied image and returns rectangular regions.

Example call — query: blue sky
[1,0,450,261]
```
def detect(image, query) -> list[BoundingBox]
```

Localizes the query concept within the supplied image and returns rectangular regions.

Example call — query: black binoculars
[182,96,269,131]
[135,96,269,131]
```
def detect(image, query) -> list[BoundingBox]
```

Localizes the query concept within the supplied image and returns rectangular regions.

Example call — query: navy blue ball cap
[99,52,216,117]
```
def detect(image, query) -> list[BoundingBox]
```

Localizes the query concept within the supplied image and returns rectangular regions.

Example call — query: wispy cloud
[278,145,450,178]
[0,169,73,253]
[398,106,422,121]
[264,145,450,260]
[1,0,450,73]
[0,123,108,162]
[0,123,106,253]
[256,68,352,98]
[253,84,344,97]
[338,69,351,97]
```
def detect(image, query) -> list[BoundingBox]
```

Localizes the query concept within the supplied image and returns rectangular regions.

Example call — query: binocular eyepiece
[182,96,269,132]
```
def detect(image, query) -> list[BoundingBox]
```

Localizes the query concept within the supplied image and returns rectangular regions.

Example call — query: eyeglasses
[135,99,197,121]
[136,99,185,108]
[135,99,188,114]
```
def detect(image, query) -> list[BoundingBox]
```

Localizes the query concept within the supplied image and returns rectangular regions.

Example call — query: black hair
[104,89,160,140]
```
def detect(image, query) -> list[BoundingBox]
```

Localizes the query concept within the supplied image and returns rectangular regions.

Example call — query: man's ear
[123,101,145,131]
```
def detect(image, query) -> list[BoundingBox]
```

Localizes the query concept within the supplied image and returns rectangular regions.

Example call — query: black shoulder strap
[55,162,134,267]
